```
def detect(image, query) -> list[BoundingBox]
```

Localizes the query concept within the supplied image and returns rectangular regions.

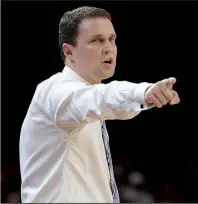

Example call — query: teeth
[103,57,113,64]
[105,59,112,63]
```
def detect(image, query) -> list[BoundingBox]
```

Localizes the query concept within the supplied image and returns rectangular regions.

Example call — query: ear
[62,43,73,59]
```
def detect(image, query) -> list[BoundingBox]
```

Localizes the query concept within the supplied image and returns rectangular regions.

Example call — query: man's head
[59,6,117,84]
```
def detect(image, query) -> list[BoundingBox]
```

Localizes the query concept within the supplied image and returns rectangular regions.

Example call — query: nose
[102,42,114,54]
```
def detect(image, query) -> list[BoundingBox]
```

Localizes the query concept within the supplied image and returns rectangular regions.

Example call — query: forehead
[77,17,116,39]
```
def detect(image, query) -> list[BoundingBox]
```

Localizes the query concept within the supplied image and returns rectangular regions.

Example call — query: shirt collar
[62,65,91,85]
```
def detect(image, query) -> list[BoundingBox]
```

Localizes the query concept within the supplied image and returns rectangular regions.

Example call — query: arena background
[2,1,197,202]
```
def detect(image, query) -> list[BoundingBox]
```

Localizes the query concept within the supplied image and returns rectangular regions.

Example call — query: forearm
[50,80,152,127]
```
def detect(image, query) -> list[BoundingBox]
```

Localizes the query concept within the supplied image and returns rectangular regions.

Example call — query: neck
[65,61,101,85]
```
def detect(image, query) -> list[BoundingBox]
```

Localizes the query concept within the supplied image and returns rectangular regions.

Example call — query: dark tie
[101,120,120,203]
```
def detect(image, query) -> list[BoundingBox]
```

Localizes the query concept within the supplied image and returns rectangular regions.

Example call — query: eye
[91,38,104,43]
[109,36,116,43]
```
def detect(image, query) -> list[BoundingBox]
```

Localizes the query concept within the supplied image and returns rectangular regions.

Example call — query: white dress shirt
[19,65,152,203]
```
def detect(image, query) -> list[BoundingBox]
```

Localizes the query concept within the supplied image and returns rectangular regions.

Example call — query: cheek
[84,47,102,62]
[114,46,117,56]
[75,46,102,68]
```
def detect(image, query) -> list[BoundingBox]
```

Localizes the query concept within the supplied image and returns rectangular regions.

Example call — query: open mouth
[103,59,113,65]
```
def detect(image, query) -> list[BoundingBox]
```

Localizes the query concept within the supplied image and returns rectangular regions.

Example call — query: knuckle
[157,104,162,108]
[170,91,174,98]
[152,86,158,92]
[156,81,161,86]
[155,100,161,105]
[166,90,173,100]
[158,81,164,86]
[146,95,152,101]
[157,79,164,84]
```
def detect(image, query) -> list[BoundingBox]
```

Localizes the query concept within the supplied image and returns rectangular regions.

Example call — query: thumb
[169,90,180,105]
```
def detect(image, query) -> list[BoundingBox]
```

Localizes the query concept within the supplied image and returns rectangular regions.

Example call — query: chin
[103,70,115,80]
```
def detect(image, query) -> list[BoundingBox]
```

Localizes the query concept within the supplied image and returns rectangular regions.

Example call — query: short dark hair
[58,6,112,63]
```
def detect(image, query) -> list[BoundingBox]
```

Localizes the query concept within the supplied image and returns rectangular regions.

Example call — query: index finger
[162,77,177,89]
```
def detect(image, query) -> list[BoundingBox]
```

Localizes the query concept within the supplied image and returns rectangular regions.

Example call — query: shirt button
[140,104,144,109]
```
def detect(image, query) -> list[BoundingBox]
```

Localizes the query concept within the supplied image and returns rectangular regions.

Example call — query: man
[19,6,180,203]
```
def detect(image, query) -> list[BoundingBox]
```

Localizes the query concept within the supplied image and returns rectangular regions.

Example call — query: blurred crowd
[113,163,184,203]
[1,162,186,203]
[1,163,21,203]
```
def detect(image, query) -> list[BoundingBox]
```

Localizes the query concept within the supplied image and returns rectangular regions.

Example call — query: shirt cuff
[134,82,153,110]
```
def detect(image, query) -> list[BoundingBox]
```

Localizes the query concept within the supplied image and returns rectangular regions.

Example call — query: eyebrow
[91,34,117,38]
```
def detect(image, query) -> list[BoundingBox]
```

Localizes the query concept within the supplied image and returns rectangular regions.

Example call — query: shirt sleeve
[46,80,153,127]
